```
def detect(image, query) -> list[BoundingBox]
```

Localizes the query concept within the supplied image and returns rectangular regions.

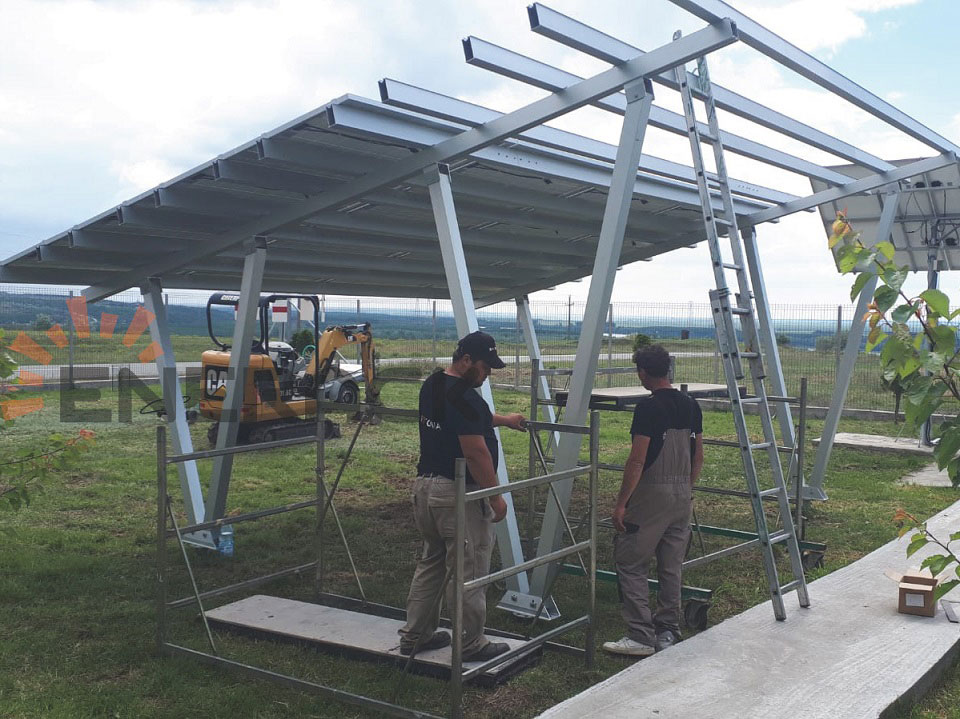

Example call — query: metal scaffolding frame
[3,0,958,619]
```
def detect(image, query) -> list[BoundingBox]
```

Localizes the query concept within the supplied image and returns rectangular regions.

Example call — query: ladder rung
[759,488,782,498]
[721,262,742,270]
[740,397,764,405]
[730,307,750,316]
[716,218,733,227]
[779,579,804,593]
[741,352,760,359]
[749,442,773,451]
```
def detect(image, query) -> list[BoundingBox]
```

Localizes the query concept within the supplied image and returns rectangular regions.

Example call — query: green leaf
[866,328,888,353]
[921,553,955,577]
[934,427,960,471]
[850,272,873,301]
[903,375,934,405]
[907,534,930,557]
[875,241,896,261]
[891,303,917,323]
[883,266,910,292]
[921,351,946,374]
[874,285,899,314]
[949,531,960,543]
[936,579,960,601]
[921,289,950,317]
[931,325,957,354]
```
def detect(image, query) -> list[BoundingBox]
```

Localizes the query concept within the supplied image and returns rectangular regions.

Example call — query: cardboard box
[899,570,937,617]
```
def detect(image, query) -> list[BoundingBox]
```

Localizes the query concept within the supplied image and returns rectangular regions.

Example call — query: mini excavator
[198,293,379,446]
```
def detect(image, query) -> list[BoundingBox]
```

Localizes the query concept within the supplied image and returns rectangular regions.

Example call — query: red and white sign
[270,301,288,323]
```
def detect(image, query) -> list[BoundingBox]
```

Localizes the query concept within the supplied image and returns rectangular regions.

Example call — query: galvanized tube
[681,538,761,570]
[587,410,599,669]
[464,541,592,591]
[316,404,326,597]
[528,359,539,557]
[796,377,807,540]
[156,425,167,653]
[174,499,320,535]
[526,420,590,435]
[451,458,466,719]
[167,501,218,654]
[162,643,446,719]
[168,434,317,464]
[167,561,318,609]
[464,466,589,501]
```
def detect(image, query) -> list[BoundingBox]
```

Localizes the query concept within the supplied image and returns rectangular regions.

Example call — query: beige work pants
[399,475,496,655]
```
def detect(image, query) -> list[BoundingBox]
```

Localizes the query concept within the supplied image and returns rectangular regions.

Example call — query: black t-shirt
[630,388,703,469]
[417,371,499,483]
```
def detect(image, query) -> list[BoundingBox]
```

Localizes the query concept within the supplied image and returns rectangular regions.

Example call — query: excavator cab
[198,293,377,445]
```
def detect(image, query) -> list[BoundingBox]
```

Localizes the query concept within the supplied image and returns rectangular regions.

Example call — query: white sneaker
[602,636,656,657]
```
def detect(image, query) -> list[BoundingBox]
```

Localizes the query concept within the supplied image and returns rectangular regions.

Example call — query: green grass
[1,381,957,718]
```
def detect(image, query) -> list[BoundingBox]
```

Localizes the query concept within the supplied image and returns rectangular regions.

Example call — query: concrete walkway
[538,499,960,719]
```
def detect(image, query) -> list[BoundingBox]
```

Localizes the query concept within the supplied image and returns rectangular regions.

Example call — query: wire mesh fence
[0,285,914,413]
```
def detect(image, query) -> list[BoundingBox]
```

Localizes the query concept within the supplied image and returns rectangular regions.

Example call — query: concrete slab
[538,499,960,719]
[814,432,933,456]
[205,595,540,683]
[900,464,954,488]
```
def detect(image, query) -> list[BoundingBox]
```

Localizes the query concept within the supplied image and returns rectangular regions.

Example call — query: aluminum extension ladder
[673,35,810,620]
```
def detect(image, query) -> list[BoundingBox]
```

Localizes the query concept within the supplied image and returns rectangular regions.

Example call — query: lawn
[1,379,958,718]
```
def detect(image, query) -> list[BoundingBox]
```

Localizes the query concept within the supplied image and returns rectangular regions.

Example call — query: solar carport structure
[4,0,960,630]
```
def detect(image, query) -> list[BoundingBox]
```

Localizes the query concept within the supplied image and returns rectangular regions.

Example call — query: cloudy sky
[1,0,956,308]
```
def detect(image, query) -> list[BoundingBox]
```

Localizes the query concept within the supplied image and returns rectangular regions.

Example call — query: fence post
[566,295,572,341]
[606,304,613,388]
[514,305,521,389]
[432,300,437,366]
[835,305,842,371]
[67,290,75,390]
[321,295,326,325]
[356,299,362,362]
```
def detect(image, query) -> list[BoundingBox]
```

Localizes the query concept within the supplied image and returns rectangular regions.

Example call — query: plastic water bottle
[218,526,234,557]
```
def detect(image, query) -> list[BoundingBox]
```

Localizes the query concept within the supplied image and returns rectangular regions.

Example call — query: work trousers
[399,475,496,655]
[614,488,691,646]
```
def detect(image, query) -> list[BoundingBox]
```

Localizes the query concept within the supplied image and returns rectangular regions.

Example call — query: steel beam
[379,78,796,205]
[745,154,958,226]
[671,0,960,156]
[82,20,736,302]
[530,79,654,601]
[141,278,209,544]
[463,36,851,186]
[809,192,900,498]
[425,163,529,601]
[527,2,891,174]
[205,239,267,523]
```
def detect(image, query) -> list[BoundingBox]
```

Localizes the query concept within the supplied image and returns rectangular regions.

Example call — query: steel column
[141,278,209,544]
[530,80,654,600]
[809,192,900,497]
[425,164,529,601]
[741,227,798,489]
[516,295,558,451]
[206,238,267,522]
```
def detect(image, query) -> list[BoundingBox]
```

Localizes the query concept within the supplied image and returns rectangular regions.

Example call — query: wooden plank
[205,595,541,681]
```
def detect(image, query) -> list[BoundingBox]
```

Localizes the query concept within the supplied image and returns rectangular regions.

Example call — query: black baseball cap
[456,331,506,369]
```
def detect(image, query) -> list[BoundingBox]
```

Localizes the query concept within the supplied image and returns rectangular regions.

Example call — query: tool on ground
[674,39,810,620]
[198,293,379,445]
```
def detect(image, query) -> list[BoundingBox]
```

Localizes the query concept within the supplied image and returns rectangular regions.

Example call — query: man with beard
[397,331,527,661]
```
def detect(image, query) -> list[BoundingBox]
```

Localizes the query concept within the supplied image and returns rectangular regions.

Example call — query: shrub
[290,329,314,354]
[632,333,652,352]
[32,314,53,331]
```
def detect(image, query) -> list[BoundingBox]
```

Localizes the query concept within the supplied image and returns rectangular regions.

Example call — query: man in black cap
[398,331,527,661]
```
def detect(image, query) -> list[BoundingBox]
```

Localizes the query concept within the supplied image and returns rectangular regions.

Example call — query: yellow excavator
[198,293,379,445]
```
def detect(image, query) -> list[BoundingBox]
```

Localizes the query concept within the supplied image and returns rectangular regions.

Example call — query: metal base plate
[496,591,560,620]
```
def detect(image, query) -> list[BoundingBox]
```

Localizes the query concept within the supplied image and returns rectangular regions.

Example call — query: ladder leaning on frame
[672,34,810,620]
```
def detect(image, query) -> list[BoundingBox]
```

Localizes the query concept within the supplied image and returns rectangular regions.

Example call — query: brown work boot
[399,630,451,656]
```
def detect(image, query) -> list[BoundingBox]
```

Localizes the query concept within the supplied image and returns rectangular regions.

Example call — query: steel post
[517,296,559,450]
[809,192,900,497]
[142,278,207,535]
[425,164,528,600]
[206,238,267,523]
[530,80,654,600]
